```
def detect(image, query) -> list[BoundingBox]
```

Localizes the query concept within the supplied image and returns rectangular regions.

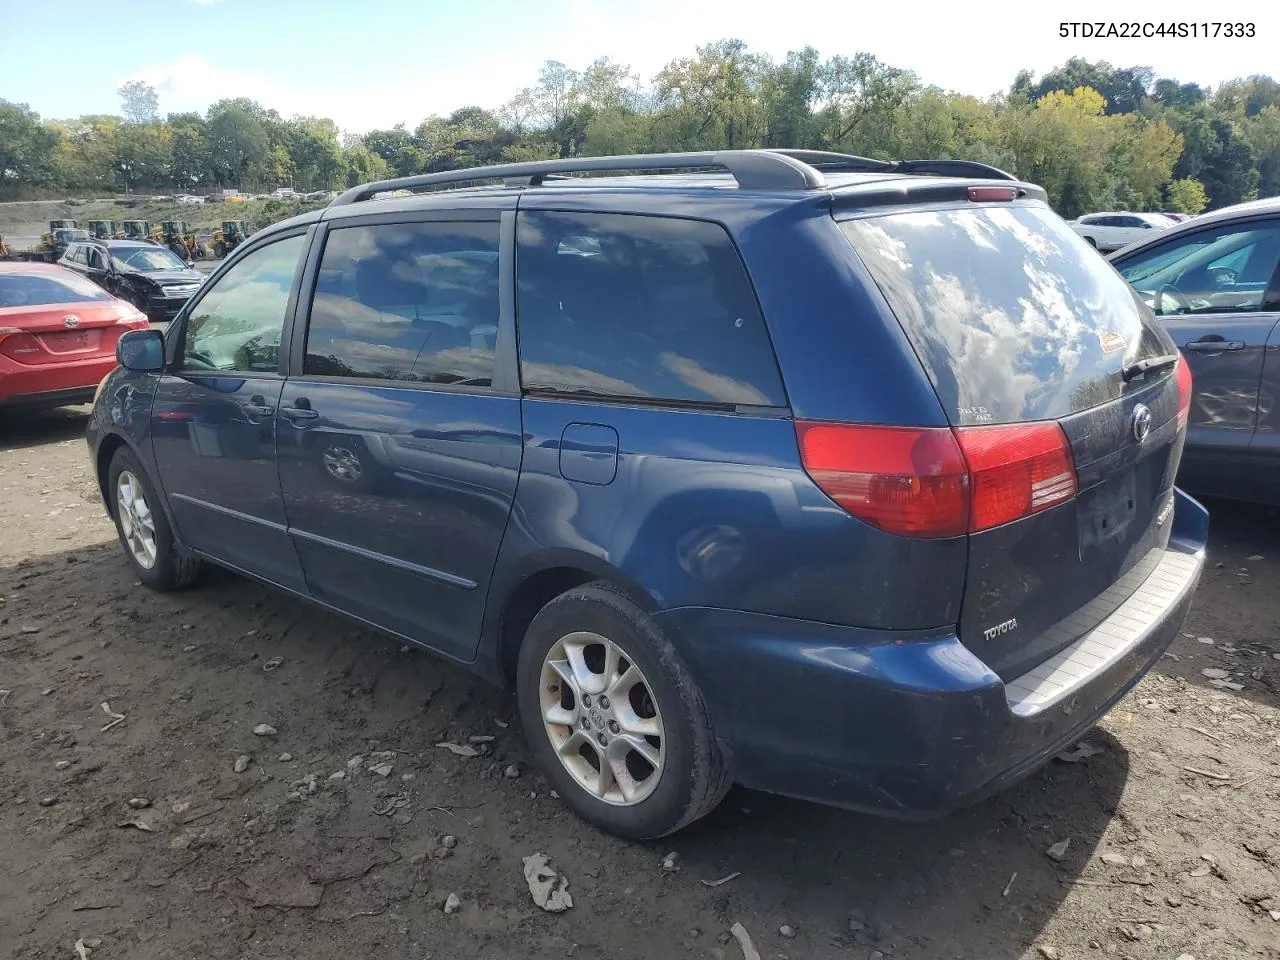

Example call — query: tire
[516,581,731,839]
[169,242,189,260]
[214,240,227,259]
[107,447,203,591]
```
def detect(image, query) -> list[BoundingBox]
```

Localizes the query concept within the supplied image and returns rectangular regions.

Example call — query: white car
[1069,212,1176,252]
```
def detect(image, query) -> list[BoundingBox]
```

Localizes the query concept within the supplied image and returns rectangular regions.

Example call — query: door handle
[280,406,319,421]
[242,394,275,418]
[1183,340,1245,352]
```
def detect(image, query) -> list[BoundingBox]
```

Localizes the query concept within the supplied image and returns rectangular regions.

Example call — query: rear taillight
[796,420,1078,538]
[1175,354,1193,430]
[955,423,1077,532]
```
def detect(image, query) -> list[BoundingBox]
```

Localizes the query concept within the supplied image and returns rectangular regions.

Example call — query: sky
[2,0,1275,135]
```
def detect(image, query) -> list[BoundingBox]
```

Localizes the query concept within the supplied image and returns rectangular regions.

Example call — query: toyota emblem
[1131,403,1152,443]
[63,315,80,328]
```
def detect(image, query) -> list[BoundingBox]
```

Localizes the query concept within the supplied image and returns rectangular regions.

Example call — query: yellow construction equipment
[212,220,248,258]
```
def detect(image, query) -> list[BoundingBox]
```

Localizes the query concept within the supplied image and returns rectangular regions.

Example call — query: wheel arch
[486,549,661,688]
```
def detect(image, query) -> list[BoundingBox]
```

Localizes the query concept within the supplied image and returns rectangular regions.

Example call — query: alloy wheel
[539,631,665,806]
[116,470,158,569]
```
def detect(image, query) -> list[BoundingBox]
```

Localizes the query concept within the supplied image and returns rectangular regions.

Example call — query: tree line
[2,45,1278,218]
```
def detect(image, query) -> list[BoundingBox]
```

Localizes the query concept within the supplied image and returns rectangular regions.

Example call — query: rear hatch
[837,199,1188,679]
[0,270,144,365]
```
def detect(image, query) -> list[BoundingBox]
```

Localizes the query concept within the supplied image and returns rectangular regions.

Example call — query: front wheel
[516,582,731,839]
[214,240,227,259]
[108,448,203,590]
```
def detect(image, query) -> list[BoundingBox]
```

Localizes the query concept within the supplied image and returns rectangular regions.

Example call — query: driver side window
[181,234,305,373]
[1116,220,1280,317]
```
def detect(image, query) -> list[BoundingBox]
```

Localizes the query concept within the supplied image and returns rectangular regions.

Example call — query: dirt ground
[2,406,1278,960]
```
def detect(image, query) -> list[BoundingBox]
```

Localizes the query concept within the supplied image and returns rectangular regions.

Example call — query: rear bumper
[655,489,1208,817]
[0,353,116,407]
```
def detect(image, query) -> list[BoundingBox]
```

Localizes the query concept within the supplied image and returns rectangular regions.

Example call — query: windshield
[113,247,187,272]
[839,203,1172,426]
[0,271,112,307]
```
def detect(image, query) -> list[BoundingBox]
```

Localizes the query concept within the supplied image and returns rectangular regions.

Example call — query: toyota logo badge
[1132,403,1152,443]
[63,315,80,328]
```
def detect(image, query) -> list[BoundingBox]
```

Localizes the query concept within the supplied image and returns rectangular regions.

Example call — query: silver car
[1110,197,1280,505]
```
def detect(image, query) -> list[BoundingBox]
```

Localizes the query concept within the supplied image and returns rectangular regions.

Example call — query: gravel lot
[1,406,1278,960]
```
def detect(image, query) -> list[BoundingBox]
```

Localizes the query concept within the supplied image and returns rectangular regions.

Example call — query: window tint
[303,221,499,386]
[181,234,304,372]
[516,211,786,407]
[1115,220,1280,316]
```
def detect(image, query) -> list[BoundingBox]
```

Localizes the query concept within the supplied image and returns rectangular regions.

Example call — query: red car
[0,262,150,409]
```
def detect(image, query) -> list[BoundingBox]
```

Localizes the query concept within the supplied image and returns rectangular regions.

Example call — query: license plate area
[1077,468,1139,559]
[37,330,99,353]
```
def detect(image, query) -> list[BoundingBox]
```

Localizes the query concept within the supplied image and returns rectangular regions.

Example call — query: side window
[88,248,106,270]
[303,221,499,386]
[1116,220,1280,316]
[68,246,83,264]
[181,234,304,372]
[516,211,787,407]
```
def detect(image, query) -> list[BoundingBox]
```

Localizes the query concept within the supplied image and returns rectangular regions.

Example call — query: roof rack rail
[766,149,895,172]
[328,150,826,206]
[769,149,1017,182]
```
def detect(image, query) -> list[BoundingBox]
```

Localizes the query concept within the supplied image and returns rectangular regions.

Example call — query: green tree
[0,100,60,191]
[1167,178,1209,213]
[168,112,211,188]
[114,122,171,191]
[118,81,159,124]
[817,52,916,154]
[208,104,269,189]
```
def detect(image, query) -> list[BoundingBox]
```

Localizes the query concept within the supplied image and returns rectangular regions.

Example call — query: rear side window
[840,204,1170,426]
[0,271,111,307]
[304,221,499,387]
[516,211,786,407]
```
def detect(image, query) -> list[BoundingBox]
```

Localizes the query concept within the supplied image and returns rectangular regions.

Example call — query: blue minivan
[88,150,1208,839]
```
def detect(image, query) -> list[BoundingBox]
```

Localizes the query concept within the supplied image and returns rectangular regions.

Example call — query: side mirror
[117,328,165,372]
[185,260,195,269]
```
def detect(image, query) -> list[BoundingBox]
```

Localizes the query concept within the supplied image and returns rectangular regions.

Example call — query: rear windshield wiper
[1121,353,1179,382]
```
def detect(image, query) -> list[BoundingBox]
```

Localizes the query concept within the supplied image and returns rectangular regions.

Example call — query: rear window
[839,205,1168,426]
[0,271,112,308]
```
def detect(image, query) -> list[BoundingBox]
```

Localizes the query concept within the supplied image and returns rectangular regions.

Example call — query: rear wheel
[108,448,202,591]
[516,582,731,839]
[214,240,227,259]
